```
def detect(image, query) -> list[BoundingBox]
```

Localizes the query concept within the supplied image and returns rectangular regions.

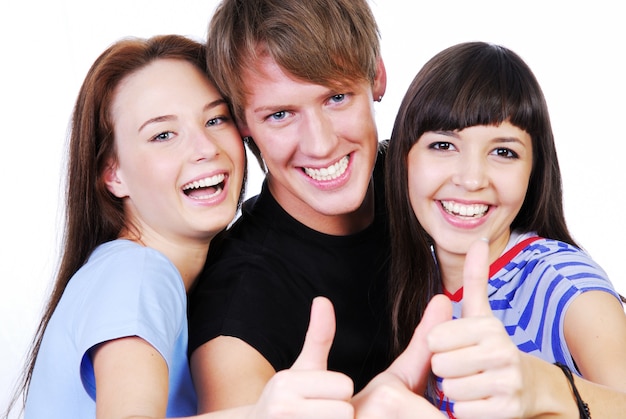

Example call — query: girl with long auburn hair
[4,34,354,419]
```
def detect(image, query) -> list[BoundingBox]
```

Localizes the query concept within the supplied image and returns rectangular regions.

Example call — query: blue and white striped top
[434,231,622,417]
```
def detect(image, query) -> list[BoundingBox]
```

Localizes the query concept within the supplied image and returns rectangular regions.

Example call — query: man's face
[240,56,384,234]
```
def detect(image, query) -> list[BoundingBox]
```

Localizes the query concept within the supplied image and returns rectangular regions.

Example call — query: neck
[163,242,209,291]
[269,178,376,236]
[438,253,466,295]
[438,231,512,294]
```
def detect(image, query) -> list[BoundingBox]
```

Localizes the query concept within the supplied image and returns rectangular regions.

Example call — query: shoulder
[69,241,186,337]
[218,188,283,245]
[89,240,175,272]
[526,239,605,274]
[47,242,187,372]
[516,238,619,298]
[83,240,182,297]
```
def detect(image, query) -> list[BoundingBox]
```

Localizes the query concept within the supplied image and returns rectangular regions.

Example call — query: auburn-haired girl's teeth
[183,173,225,190]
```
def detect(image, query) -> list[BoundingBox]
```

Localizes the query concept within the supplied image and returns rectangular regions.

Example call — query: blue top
[25,239,197,418]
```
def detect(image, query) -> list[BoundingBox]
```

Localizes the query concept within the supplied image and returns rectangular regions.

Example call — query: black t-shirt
[188,144,391,392]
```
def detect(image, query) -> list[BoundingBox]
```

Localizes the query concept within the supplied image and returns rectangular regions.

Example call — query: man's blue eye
[270,111,286,121]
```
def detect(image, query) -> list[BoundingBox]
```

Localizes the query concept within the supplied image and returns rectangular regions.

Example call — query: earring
[376,95,383,102]
[243,136,251,144]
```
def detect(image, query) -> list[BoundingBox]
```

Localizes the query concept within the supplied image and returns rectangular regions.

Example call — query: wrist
[523,355,578,418]
[554,363,591,418]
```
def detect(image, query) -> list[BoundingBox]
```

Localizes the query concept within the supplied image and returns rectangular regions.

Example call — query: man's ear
[103,159,129,198]
[373,57,387,101]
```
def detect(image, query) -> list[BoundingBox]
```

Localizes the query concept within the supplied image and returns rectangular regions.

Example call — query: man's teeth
[303,156,349,181]
[441,201,488,217]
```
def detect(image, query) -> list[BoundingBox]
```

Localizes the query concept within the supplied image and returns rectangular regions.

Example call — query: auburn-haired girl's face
[104,58,245,246]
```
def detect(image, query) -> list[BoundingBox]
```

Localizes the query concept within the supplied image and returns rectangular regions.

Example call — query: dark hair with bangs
[385,41,578,354]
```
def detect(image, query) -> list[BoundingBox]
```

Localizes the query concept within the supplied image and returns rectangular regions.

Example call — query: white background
[1,1,624,415]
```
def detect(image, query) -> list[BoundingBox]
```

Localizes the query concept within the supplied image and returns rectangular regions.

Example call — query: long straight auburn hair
[3,34,213,417]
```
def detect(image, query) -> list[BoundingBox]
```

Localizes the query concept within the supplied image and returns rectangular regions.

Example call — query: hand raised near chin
[427,239,529,419]
[351,294,450,418]
[250,296,354,419]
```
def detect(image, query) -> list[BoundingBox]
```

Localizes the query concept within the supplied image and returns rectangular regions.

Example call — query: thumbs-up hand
[351,294,450,418]
[289,296,341,371]
[460,238,492,318]
[427,239,526,418]
[250,296,354,419]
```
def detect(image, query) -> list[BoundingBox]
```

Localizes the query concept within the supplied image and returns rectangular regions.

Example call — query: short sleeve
[74,243,186,397]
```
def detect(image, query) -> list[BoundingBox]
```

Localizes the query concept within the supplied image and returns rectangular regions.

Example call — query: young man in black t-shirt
[188,0,391,412]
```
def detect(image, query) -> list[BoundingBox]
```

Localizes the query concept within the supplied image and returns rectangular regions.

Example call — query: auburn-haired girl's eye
[207,115,230,127]
[152,131,174,142]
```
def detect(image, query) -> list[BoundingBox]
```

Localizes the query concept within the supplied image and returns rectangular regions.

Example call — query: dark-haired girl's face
[407,122,533,286]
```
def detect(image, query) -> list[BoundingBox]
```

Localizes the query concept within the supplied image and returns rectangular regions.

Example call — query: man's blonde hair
[206,0,381,124]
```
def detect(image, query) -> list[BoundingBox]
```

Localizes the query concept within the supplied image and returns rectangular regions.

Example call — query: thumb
[461,238,492,318]
[290,296,335,371]
[387,294,452,393]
